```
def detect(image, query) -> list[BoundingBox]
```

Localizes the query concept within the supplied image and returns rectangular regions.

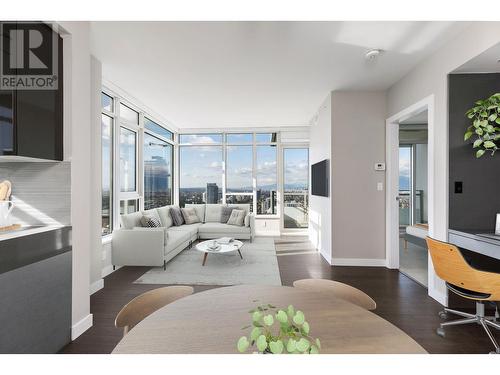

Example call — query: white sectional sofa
[112,203,255,270]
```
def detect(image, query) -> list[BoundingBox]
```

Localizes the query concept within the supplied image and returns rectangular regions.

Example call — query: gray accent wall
[448,73,500,231]
[0,162,71,226]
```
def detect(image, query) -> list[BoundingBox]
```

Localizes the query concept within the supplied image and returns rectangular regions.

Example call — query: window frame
[178,131,280,217]
[101,86,176,237]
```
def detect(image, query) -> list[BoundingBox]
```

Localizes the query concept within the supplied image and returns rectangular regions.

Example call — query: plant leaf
[484,140,496,149]
[250,327,262,341]
[269,340,284,354]
[276,310,288,324]
[293,311,305,325]
[302,321,310,335]
[464,131,473,141]
[309,345,319,354]
[252,311,262,322]
[473,139,483,148]
[315,338,321,349]
[476,149,486,158]
[296,338,310,352]
[286,339,297,353]
[256,335,268,352]
[263,314,274,326]
[237,336,249,353]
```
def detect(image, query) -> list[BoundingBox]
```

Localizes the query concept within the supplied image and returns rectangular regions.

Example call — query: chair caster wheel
[436,327,445,337]
[438,311,447,319]
[489,351,499,355]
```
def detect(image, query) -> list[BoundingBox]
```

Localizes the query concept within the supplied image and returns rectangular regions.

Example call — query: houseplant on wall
[237,304,321,354]
[464,93,500,158]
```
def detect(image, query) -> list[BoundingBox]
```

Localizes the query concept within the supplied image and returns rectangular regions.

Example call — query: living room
[2,1,500,373]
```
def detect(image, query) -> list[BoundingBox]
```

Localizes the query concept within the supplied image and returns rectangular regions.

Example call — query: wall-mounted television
[311,159,329,197]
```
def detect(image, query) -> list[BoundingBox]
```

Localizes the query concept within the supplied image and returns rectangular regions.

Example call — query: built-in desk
[449,229,500,261]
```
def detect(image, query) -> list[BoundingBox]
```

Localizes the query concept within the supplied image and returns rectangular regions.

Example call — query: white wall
[331,91,387,264]
[387,22,500,304]
[308,94,332,263]
[59,21,93,340]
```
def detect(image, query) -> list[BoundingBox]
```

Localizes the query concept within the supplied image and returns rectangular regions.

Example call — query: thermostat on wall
[374,162,386,171]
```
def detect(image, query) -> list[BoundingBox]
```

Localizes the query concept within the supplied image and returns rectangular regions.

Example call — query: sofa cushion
[227,204,250,216]
[120,211,143,229]
[244,213,250,227]
[198,222,251,235]
[157,205,174,228]
[227,209,246,226]
[140,215,162,228]
[142,208,161,221]
[205,204,224,222]
[181,207,200,224]
[165,229,191,254]
[185,204,206,223]
[167,223,201,238]
[170,207,185,226]
[220,206,234,223]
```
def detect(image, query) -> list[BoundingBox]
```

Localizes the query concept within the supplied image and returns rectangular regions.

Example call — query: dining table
[112,285,427,354]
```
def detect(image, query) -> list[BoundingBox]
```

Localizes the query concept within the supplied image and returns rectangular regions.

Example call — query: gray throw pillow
[140,215,161,228]
[182,207,200,224]
[169,207,185,226]
[220,206,234,223]
[227,209,246,226]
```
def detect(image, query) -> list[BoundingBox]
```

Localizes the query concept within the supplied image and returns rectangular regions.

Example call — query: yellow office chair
[426,237,500,354]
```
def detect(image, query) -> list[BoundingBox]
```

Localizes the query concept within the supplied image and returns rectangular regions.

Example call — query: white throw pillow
[181,207,201,224]
[227,209,245,226]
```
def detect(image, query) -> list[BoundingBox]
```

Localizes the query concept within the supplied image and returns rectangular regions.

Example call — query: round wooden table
[112,285,427,354]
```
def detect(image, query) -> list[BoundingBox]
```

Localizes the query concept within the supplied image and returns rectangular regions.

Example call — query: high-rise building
[206,183,219,203]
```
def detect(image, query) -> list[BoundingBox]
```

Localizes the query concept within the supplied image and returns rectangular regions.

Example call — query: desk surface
[112,285,426,354]
[449,229,500,260]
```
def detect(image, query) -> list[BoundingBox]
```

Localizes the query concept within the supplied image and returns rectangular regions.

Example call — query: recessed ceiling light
[365,49,382,61]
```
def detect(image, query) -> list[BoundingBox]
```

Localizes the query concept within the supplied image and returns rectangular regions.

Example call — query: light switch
[377,182,383,191]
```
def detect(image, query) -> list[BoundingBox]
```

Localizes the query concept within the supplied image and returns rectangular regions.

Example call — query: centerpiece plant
[464,93,500,158]
[237,304,321,354]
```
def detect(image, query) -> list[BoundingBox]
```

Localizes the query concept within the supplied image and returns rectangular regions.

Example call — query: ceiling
[90,21,469,129]
[453,41,500,74]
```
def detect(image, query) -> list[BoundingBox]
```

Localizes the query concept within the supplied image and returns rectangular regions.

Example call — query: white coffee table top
[196,239,243,254]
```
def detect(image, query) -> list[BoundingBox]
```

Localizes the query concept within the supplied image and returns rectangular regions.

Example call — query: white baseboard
[319,249,333,265]
[331,258,386,267]
[102,264,120,278]
[255,231,280,237]
[90,279,104,295]
[71,314,93,340]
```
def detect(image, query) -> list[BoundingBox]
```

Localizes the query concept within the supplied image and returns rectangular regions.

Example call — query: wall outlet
[374,162,386,171]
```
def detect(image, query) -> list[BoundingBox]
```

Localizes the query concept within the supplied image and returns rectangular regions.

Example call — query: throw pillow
[227,209,245,226]
[169,207,185,226]
[220,206,234,223]
[244,213,251,227]
[182,207,201,224]
[140,215,161,228]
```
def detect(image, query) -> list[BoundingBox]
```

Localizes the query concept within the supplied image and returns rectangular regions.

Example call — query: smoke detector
[365,49,382,61]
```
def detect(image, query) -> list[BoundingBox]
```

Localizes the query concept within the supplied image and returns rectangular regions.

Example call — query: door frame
[385,95,446,305]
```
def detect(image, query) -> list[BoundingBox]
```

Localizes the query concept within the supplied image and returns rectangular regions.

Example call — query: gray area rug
[134,237,282,286]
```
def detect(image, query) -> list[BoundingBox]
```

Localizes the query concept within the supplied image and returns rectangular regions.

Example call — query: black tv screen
[311,159,329,197]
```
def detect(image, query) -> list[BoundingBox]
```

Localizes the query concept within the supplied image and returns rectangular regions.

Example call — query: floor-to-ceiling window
[178,132,279,217]
[179,134,223,206]
[101,93,114,236]
[283,147,309,229]
[143,117,174,210]
[100,88,175,235]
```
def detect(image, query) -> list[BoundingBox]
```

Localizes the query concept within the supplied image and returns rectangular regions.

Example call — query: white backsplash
[0,162,71,226]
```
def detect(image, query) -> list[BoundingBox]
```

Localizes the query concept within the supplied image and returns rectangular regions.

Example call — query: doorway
[386,95,446,305]
[398,116,429,287]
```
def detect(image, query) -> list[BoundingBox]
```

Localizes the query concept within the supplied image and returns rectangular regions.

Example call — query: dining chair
[115,285,194,336]
[426,237,500,354]
[292,278,376,310]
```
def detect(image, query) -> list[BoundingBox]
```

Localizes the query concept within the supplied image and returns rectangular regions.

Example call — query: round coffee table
[195,239,244,266]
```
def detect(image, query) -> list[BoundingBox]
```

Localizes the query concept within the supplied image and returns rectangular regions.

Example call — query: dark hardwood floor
[61,236,499,354]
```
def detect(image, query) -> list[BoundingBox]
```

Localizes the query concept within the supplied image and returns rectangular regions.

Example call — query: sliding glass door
[282,147,309,229]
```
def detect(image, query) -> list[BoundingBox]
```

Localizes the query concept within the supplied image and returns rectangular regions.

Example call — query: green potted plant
[464,93,500,158]
[237,304,321,354]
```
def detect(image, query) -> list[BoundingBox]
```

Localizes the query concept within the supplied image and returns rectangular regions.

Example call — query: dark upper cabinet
[0,23,63,161]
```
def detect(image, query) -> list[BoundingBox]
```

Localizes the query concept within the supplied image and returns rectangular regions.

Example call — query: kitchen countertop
[0,224,66,241]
